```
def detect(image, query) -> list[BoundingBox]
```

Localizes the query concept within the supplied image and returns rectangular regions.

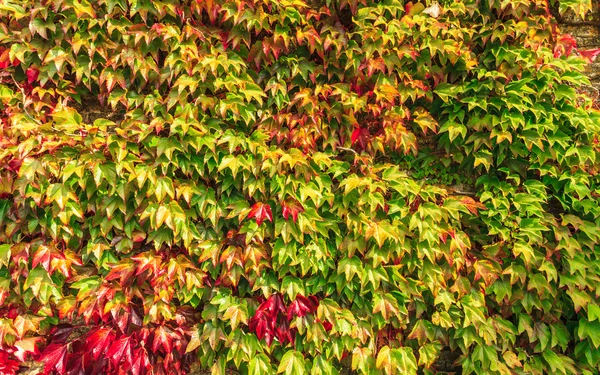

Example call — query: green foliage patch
[0,0,599,374]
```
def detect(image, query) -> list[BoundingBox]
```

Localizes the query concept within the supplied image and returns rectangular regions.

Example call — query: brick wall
[557,1,600,90]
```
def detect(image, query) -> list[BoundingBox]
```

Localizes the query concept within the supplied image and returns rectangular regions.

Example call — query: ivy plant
[0,0,599,374]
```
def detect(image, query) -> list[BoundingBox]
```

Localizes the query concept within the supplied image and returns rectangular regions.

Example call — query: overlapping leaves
[0,0,598,374]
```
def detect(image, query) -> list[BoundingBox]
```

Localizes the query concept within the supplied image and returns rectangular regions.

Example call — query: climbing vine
[0,0,599,374]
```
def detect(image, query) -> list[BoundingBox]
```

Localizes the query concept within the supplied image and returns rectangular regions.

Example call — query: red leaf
[351,128,370,151]
[106,335,133,369]
[275,319,295,345]
[131,252,162,276]
[86,327,116,361]
[249,294,289,346]
[0,350,19,375]
[38,343,68,375]
[32,244,65,276]
[151,325,175,354]
[287,295,318,320]
[130,347,150,375]
[282,199,304,223]
[7,158,22,173]
[0,48,18,69]
[247,202,273,226]
[26,67,39,84]
[554,34,577,58]
[132,231,146,243]
[65,351,84,375]
[439,231,448,245]
[460,196,486,215]
[49,325,74,344]
[0,49,9,69]
[580,48,600,62]
[248,309,275,346]
[260,294,286,318]
[105,260,136,285]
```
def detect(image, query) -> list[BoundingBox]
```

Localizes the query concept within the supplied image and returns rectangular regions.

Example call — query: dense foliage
[0,0,599,374]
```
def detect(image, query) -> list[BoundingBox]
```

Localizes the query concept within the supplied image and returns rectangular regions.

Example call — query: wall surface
[558,1,600,93]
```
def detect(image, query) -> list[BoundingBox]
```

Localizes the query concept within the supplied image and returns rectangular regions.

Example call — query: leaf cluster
[0,0,598,374]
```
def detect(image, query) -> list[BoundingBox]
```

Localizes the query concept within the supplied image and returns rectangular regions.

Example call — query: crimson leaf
[282,199,305,223]
[0,350,19,374]
[26,66,39,83]
[351,128,370,151]
[106,335,133,369]
[86,327,116,361]
[287,295,318,320]
[247,202,273,226]
[580,48,600,62]
[38,343,68,375]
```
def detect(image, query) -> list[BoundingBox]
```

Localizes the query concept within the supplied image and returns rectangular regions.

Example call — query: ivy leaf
[0,350,19,374]
[26,66,39,83]
[282,199,304,223]
[352,347,373,373]
[14,314,43,338]
[311,354,339,375]
[423,2,442,18]
[247,202,273,226]
[351,128,370,151]
[376,346,418,374]
[287,295,318,320]
[186,328,201,354]
[375,346,394,374]
[589,305,600,322]
[152,325,175,354]
[277,350,306,375]
[13,337,42,361]
[249,309,275,346]
[439,121,467,142]
[38,343,67,375]
[32,244,65,276]
[106,335,133,368]
[249,353,273,375]
[222,303,248,331]
[0,244,10,268]
[200,322,226,351]
[86,327,116,360]
[130,348,150,375]
[45,183,77,210]
[580,48,600,62]
[105,260,135,286]
[459,196,487,215]
[413,109,438,135]
[365,220,397,248]
[418,343,441,368]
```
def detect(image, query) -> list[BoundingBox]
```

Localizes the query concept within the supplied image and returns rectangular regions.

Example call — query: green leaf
[0,244,10,268]
[222,303,248,331]
[311,355,339,375]
[365,220,398,248]
[45,183,77,210]
[376,346,417,375]
[0,200,10,226]
[185,327,201,353]
[579,320,600,348]
[249,354,274,375]
[589,305,600,322]
[277,350,306,375]
[352,347,374,374]
[418,343,442,368]
[439,121,467,142]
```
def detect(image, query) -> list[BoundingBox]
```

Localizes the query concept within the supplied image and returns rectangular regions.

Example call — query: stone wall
[557,1,600,93]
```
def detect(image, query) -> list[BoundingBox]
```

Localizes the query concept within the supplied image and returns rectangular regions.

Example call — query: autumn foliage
[0,0,599,374]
